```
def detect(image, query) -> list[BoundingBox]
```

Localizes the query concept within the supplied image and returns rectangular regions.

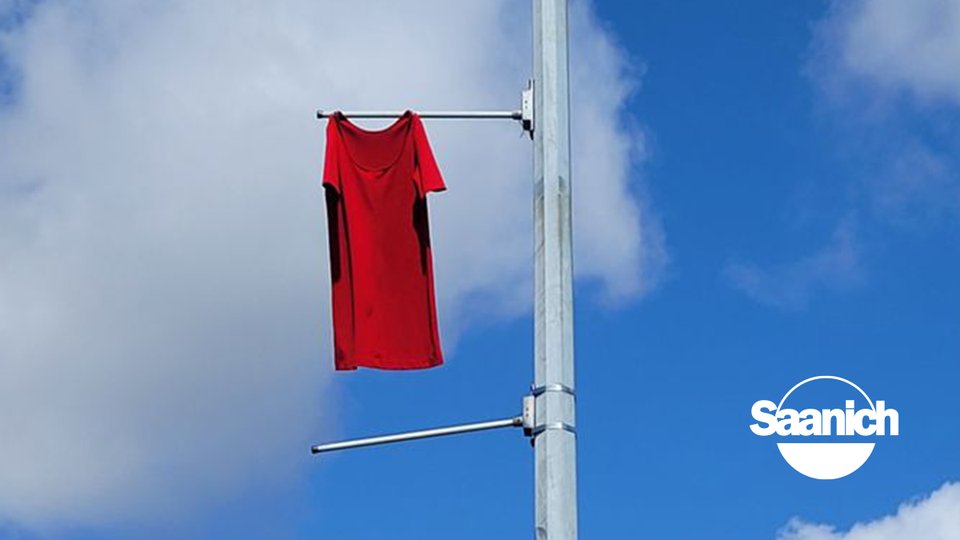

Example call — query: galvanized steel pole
[532,1,578,540]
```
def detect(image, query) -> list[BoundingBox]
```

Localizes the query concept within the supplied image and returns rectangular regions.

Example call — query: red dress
[322,110,446,370]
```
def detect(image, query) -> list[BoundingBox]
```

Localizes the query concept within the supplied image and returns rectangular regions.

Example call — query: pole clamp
[530,383,575,398]
[530,422,577,437]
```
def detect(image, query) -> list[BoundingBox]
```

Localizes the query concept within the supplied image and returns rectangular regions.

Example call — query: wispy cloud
[725,221,862,311]
[777,481,960,540]
[739,0,960,312]
[0,0,660,535]
[808,0,960,223]
[872,143,960,222]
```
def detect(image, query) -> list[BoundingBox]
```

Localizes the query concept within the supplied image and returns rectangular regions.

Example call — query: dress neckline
[334,110,414,135]
[332,111,415,172]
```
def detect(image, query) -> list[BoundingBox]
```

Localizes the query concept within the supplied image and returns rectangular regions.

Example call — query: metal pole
[532,1,578,540]
[311,416,523,454]
[316,110,522,120]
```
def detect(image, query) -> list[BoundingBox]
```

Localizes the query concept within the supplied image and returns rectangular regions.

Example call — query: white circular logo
[750,376,899,480]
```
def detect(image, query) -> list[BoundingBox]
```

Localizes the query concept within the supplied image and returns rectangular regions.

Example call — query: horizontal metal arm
[316,110,522,120]
[311,415,524,454]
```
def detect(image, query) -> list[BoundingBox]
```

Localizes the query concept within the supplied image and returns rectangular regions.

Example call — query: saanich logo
[750,376,899,480]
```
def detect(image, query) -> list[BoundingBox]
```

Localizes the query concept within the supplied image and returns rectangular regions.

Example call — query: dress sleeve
[322,116,341,193]
[411,114,447,196]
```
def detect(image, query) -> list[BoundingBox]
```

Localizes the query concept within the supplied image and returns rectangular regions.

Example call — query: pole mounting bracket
[522,388,577,444]
[521,79,535,138]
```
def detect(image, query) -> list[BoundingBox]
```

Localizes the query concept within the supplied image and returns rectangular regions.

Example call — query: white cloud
[827,0,960,104]
[0,0,660,535]
[568,7,664,300]
[777,481,960,540]
[725,221,861,310]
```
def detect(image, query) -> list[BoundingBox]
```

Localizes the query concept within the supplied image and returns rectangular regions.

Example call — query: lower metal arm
[311,416,524,454]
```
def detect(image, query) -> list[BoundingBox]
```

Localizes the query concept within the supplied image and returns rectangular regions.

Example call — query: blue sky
[1,1,959,539]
